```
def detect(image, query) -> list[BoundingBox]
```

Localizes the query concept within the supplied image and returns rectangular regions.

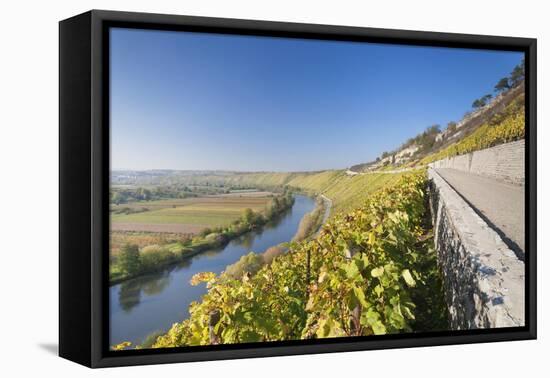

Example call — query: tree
[118,244,141,275]
[242,208,255,225]
[509,59,525,87]
[409,125,440,154]
[494,77,510,93]
[472,95,491,109]
[447,121,457,133]
[482,94,493,103]
[472,98,485,109]
[136,187,152,201]
[112,191,125,205]
[426,124,441,134]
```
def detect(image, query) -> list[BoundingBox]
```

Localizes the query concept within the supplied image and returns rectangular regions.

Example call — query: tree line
[472,58,525,110]
[110,185,231,205]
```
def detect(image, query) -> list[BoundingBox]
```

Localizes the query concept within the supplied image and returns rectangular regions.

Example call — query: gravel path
[314,194,332,237]
[435,168,525,256]
[319,194,332,225]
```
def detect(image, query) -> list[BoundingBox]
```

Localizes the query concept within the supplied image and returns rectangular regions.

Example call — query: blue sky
[110,28,523,172]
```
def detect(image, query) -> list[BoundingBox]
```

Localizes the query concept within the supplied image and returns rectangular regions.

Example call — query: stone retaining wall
[429,139,525,185]
[428,168,524,329]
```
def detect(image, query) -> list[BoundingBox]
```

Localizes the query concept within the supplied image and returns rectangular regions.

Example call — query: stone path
[435,168,525,257]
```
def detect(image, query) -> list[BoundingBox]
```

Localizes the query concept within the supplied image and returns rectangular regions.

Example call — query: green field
[111,195,273,233]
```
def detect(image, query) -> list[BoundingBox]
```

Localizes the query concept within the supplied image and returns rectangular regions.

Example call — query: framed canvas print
[59,10,537,368]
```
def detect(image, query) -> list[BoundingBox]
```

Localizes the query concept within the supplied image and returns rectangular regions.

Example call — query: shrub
[292,199,326,242]
[224,252,265,279]
[140,245,176,271]
[199,228,212,238]
[262,244,287,264]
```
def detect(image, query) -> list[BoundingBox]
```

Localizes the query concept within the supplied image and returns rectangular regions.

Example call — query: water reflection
[118,280,142,313]
[142,273,171,296]
[239,232,255,250]
[118,271,172,312]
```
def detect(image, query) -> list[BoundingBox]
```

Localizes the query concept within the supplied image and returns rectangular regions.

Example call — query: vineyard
[120,171,448,348]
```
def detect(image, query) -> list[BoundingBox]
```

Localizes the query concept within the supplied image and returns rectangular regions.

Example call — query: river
[109,194,316,346]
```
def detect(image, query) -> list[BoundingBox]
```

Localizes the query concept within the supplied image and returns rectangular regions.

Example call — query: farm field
[111,192,274,234]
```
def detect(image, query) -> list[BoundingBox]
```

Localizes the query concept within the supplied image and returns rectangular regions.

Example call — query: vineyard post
[306,247,311,292]
[208,310,221,344]
[345,244,362,335]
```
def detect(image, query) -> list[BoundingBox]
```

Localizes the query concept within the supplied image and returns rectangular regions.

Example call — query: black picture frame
[59,9,537,368]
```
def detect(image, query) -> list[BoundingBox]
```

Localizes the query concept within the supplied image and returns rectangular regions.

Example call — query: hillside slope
[223,170,404,217]
[350,78,525,173]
